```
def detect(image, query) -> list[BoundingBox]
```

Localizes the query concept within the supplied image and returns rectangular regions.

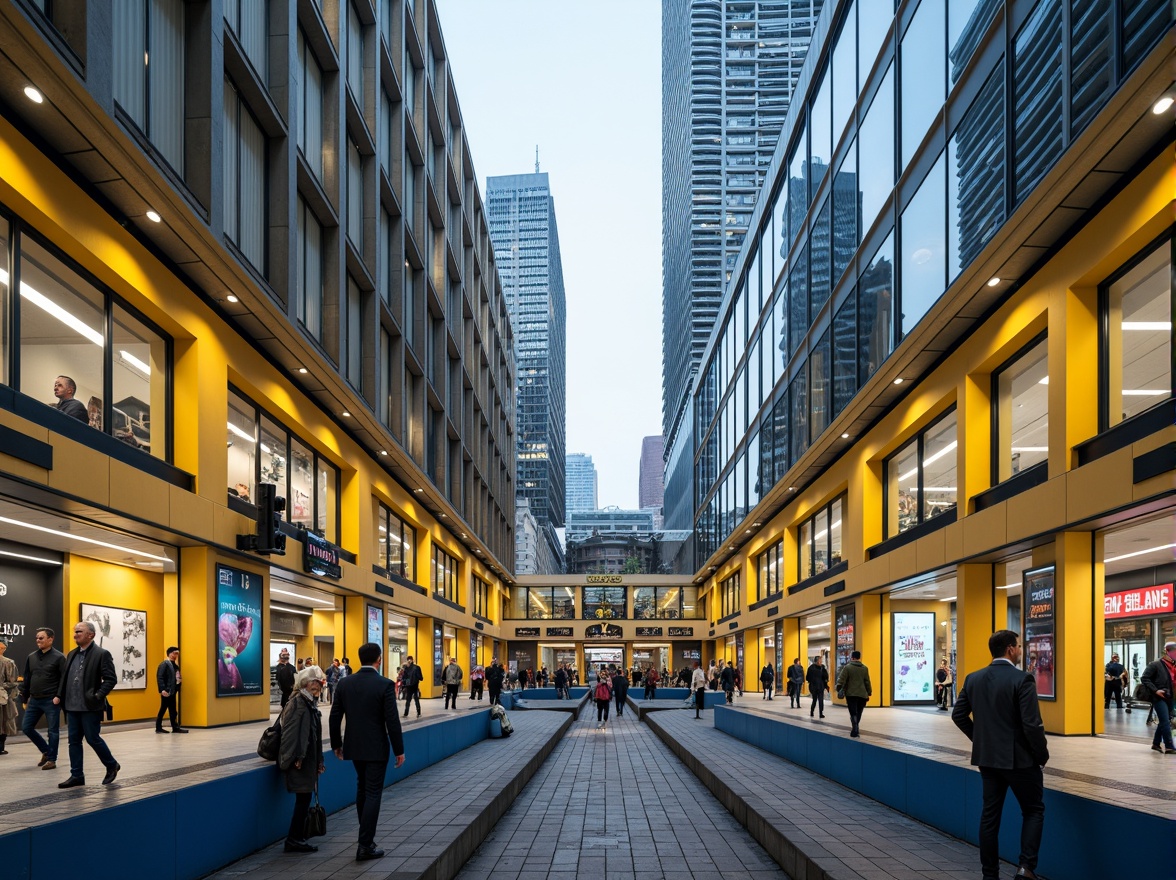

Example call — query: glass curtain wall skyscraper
[566,452,599,513]
[661,0,824,531]
[488,172,567,574]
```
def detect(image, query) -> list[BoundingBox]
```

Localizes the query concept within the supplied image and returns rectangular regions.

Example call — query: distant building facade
[565,452,598,512]
[638,435,665,510]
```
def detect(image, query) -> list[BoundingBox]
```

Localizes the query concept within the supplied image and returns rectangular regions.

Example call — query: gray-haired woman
[279,665,325,853]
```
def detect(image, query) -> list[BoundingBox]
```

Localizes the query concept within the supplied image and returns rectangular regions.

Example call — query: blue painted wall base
[712,707,1174,879]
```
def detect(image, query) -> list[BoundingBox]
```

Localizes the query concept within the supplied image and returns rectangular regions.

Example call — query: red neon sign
[1104,584,1174,619]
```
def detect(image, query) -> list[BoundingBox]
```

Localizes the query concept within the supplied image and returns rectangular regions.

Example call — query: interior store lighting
[0,270,104,346]
[0,515,171,562]
[899,440,957,482]
[1122,321,1172,330]
[270,587,335,607]
[118,350,150,375]
[1122,389,1168,396]
[1104,543,1176,564]
[226,422,255,442]
[269,604,313,616]
[0,548,61,565]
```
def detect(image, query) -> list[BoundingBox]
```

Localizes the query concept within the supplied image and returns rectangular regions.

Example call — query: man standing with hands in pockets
[329,642,406,862]
[952,630,1049,880]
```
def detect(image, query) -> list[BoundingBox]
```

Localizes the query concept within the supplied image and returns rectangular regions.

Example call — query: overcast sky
[436,0,663,511]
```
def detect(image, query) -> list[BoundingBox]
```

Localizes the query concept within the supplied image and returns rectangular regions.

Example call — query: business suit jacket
[952,659,1049,769]
[57,644,117,711]
[156,659,178,694]
[329,666,404,762]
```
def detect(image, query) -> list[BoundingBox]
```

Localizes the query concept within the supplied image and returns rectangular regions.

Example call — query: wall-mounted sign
[892,611,935,703]
[366,604,383,646]
[546,626,574,637]
[303,531,341,579]
[668,627,695,637]
[216,564,264,697]
[586,574,623,584]
[635,626,663,637]
[1024,565,1056,700]
[1105,584,1174,619]
[835,603,856,679]
[584,623,624,639]
[514,627,540,638]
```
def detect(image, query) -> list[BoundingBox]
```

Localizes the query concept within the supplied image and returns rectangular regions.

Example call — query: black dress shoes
[284,838,318,853]
[156,728,170,734]
[172,728,189,733]
[58,776,85,788]
[102,763,120,785]
[1014,867,1038,879]
[356,845,385,861]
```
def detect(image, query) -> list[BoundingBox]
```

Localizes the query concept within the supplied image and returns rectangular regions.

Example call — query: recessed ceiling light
[841,433,850,439]
[226,294,239,303]
[414,488,424,493]
[24,86,43,104]
[341,411,351,418]
[440,513,447,518]
[893,377,904,385]
[745,529,752,534]
[987,277,1001,287]
[379,450,388,456]
[788,486,797,491]
[1153,96,1174,115]
[145,210,161,223]
[298,367,308,374]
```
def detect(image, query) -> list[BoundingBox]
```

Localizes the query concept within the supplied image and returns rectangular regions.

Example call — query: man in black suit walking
[329,642,406,862]
[952,630,1049,880]
[56,621,120,787]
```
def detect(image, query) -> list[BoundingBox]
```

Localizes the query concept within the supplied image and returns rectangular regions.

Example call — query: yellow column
[1054,286,1100,475]
[858,593,887,705]
[956,563,995,686]
[415,617,439,696]
[781,616,803,669]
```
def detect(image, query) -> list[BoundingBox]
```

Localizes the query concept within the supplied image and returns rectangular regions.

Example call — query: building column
[1046,531,1103,735]
[858,592,888,706]
[956,563,996,689]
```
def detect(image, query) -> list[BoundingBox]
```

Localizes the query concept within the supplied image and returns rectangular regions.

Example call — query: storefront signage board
[586,574,623,584]
[366,604,383,646]
[515,627,540,637]
[216,564,264,696]
[668,626,694,637]
[303,532,342,579]
[546,626,574,637]
[433,621,444,681]
[835,603,855,679]
[1104,584,1174,619]
[635,626,663,637]
[1024,566,1056,699]
[892,611,935,703]
[584,623,624,639]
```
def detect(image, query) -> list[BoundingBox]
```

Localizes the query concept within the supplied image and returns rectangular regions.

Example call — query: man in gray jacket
[442,657,463,709]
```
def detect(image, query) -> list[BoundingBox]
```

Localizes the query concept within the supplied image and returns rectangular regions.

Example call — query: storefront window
[473,577,489,618]
[583,586,626,620]
[227,391,257,502]
[720,571,741,618]
[633,586,697,619]
[516,586,573,620]
[802,609,831,665]
[800,494,845,581]
[1103,238,1172,427]
[111,305,166,457]
[316,458,337,538]
[289,438,315,530]
[757,539,783,600]
[994,337,1048,482]
[431,544,458,604]
[886,409,958,537]
[377,502,415,580]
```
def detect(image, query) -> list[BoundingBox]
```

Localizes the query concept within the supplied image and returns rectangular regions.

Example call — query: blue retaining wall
[0,709,493,880]
[637,687,727,707]
[713,707,1174,879]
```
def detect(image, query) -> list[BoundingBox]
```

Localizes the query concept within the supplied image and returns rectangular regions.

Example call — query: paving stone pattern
[455,710,789,880]
[648,710,1015,880]
[207,710,570,880]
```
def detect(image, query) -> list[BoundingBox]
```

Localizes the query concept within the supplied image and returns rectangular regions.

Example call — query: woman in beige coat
[0,639,20,754]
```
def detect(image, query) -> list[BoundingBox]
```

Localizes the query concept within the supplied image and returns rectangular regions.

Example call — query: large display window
[892,611,936,703]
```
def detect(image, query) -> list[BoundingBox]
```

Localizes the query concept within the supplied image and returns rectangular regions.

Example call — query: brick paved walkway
[456,710,789,880]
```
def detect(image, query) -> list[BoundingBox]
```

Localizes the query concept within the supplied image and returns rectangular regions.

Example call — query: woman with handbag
[0,639,18,754]
[279,665,326,853]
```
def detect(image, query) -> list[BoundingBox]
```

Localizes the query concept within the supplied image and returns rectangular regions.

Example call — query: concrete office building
[0,0,519,735]
[661,0,824,534]
[566,451,598,513]
[639,434,665,510]
[487,172,567,575]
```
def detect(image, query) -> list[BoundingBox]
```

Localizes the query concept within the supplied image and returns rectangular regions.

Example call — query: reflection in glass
[858,0,893,83]
[748,430,761,506]
[790,372,808,467]
[858,233,894,385]
[259,416,288,514]
[289,438,315,529]
[0,218,7,387]
[112,305,165,457]
[900,0,944,169]
[583,586,626,620]
[833,139,858,286]
[790,244,808,354]
[1105,242,1172,426]
[833,289,857,418]
[901,151,947,337]
[760,310,776,399]
[810,69,831,192]
[996,339,1048,481]
[922,412,958,522]
[227,391,257,503]
[788,124,808,245]
[949,0,999,84]
[949,67,1004,279]
[19,238,106,427]
[887,438,919,537]
[1013,0,1062,202]
[1070,0,1114,136]
[772,395,789,483]
[810,329,830,443]
[316,457,337,539]
[775,278,790,374]
[857,63,893,236]
[831,1,856,147]
[810,199,831,319]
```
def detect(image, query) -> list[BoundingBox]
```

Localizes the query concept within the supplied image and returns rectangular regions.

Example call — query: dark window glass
[858,232,894,385]
[810,199,832,319]
[759,413,774,498]
[901,151,947,337]
[858,63,894,237]
[775,276,790,373]
[748,431,761,506]
[900,0,945,170]
[772,395,789,484]
[810,68,832,192]
[1012,0,1062,203]
[949,0,999,84]
[833,138,858,286]
[1122,0,1168,73]
[949,66,1004,279]
[1069,0,1114,137]
[787,123,808,246]
[773,184,789,274]
[832,288,857,417]
[810,329,831,443]
[790,244,809,354]
[789,372,808,467]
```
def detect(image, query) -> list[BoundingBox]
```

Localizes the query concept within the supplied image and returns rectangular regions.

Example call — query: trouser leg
[21,698,49,756]
[1005,766,1045,871]
[354,760,386,848]
[67,711,84,777]
[288,791,312,841]
[80,712,116,769]
[978,767,1009,880]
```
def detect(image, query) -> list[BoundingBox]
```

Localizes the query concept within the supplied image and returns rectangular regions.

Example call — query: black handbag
[304,783,326,838]
[1133,682,1152,702]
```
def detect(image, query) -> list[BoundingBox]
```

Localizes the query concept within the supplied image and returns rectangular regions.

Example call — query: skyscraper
[566,453,599,513]
[639,436,665,510]
[661,0,824,532]
[487,172,567,574]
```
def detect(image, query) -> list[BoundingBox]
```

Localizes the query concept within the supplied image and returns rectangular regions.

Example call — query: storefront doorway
[584,645,623,676]
[540,644,576,680]
[885,576,956,706]
[632,644,668,676]
[386,611,411,675]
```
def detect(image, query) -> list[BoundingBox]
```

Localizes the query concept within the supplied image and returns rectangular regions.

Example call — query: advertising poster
[80,603,147,690]
[1024,565,1056,699]
[835,603,855,679]
[366,604,384,647]
[216,564,264,696]
[892,611,935,702]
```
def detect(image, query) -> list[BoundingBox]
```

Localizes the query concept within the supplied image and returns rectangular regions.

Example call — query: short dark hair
[989,629,1019,658]
[357,643,381,666]
[166,646,179,655]
[342,657,350,663]
[850,651,861,660]
[57,375,77,393]
[37,627,55,639]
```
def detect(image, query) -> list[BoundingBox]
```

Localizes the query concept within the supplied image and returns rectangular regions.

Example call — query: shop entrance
[540,644,576,682]
[584,645,623,677]
[632,644,668,677]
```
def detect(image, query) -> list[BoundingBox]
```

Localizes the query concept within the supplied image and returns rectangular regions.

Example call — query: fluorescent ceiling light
[805,623,828,629]
[998,583,1018,589]
[1122,321,1171,330]
[1104,543,1176,564]
[940,596,957,602]
[1012,447,1048,453]
[0,548,61,565]
[227,422,255,443]
[3,270,105,347]
[119,350,150,375]
[1122,390,1168,396]
[0,515,171,562]
[1039,376,1049,385]
[899,440,957,482]
[270,587,334,607]
[915,487,957,493]
[270,604,313,616]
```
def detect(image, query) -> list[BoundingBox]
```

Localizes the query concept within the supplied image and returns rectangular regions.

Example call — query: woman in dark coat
[806,656,830,718]
[279,666,326,853]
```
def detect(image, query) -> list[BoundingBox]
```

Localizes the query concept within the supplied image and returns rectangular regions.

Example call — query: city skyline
[436,0,662,510]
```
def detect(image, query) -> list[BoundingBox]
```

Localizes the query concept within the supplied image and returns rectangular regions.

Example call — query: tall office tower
[639,436,666,510]
[566,453,599,513]
[661,0,824,530]
[487,173,567,574]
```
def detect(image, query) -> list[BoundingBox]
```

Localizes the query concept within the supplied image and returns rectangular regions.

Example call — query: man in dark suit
[55,621,120,787]
[330,642,406,862]
[952,629,1049,880]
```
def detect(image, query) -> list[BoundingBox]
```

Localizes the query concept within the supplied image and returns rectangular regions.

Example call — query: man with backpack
[400,656,423,718]
[594,674,613,728]
[760,661,775,699]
